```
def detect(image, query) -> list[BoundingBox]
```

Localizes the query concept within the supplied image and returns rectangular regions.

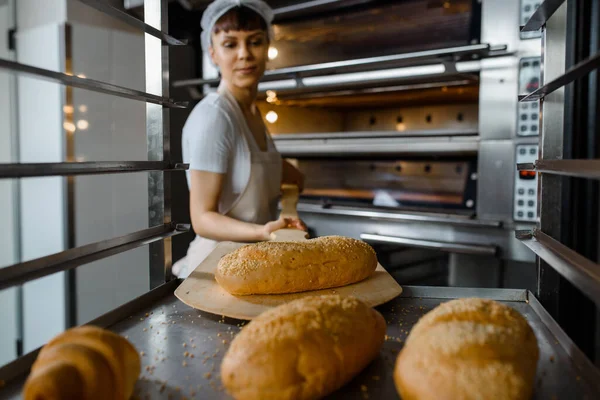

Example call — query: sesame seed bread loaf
[215,236,378,295]
[394,298,539,400]
[221,295,386,400]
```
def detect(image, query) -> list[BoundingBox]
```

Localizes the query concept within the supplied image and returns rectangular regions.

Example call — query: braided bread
[23,325,140,400]
[394,298,539,400]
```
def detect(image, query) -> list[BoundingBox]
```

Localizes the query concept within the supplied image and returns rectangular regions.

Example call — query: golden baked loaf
[221,295,386,400]
[215,235,377,295]
[23,325,141,400]
[394,298,539,400]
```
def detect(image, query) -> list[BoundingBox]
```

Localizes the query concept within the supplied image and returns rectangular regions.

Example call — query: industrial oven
[1,0,599,398]
[176,0,544,289]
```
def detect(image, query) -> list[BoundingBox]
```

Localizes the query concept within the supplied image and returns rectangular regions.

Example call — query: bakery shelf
[520,0,566,32]
[78,0,187,46]
[0,58,188,109]
[517,159,600,180]
[1,284,598,399]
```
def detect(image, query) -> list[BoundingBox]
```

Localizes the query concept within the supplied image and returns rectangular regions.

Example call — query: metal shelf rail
[518,51,600,102]
[172,43,509,89]
[0,0,189,310]
[78,0,187,45]
[517,159,600,179]
[515,0,600,336]
[520,0,567,32]
[0,58,188,108]
[516,229,600,306]
[0,161,189,178]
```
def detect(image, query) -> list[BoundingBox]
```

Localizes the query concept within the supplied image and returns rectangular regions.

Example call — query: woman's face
[210,29,268,89]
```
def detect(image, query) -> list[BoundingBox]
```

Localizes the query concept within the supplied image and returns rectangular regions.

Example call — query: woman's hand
[257,217,308,241]
[285,218,307,232]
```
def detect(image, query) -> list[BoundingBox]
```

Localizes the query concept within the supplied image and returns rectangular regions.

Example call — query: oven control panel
[520,0,542,39]
[518,57,541,137]
[514,144,538,222]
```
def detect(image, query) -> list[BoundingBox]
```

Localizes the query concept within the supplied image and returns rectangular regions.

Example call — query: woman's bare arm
[189,170,287,242]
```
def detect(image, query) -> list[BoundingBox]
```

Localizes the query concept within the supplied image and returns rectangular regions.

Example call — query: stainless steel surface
[527,293,600,394]
[0,279,180,386]
[360,233,498,256]
[272,0,375,20]
[478,57,520,141]
[272,129,478,141]
[521,0,567,32]
[4,284,598,399]
[481,0,541,53]
[274,135,479,157]
[0,161,188,179]
[400,284,528,301]
[0,58,187,108]
[518,159,600,179]
[299,209,535,263]
[146,0,173,289]
[173,44,507,88]
[517,229,600,306]
[519,52,600,102]
[0,224,190,291]
[296,202,502,228]
[78,0,186,45]
[536,1,568,313]
[449,253,502,288]
[476,140,518,221]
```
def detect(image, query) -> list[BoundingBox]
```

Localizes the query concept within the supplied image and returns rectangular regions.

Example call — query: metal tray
[2,282,599,399]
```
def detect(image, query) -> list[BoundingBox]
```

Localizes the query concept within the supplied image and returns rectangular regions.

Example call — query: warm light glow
[443,1,451,8]
[396,123,406,132]
[76,120,89,130]
[77,74,86,78]
[79,105,88,112]
[63,105,74,114]
[266,90,278,103]
[265,111,278,124]
[268,47,279,60]
[63,121,76,133]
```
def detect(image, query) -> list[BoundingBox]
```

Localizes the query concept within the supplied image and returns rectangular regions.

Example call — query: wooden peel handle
[280,184,300,219]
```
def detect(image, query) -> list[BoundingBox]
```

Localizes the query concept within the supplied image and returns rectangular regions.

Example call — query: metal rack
[0,0,189,314]
[173,43,510,93]
[516,0,600,305]
[515,0,600,359]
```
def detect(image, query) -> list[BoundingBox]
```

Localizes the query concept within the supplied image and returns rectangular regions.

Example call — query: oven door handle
[360,233,498,256]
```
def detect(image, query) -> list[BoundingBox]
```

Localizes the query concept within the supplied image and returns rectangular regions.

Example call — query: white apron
[172,92,282,279]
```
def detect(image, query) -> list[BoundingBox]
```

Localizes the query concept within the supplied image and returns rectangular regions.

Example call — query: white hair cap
[200,0,274,53]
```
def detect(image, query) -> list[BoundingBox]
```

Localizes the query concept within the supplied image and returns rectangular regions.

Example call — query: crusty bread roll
[221,295,386,400]
[394,298,539,400]
[23,325,141,400]
[215,235,377,295]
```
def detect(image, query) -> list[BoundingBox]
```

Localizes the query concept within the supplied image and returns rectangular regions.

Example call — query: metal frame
[296,202,502,228]
[517,229,600,305]
[0,0,189,343]
[0,161,188,178]
[78,0,187,46]
[0,58,187,108]
[145,0,175,288]
[521,0,567,32]
[361,233,498,256]
[517,159,600,179]
[519,51,600,101]
[517,0,600,360]
[0,224,190,291]
[172,43,508,88]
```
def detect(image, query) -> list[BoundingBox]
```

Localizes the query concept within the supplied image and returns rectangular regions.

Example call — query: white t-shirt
[182,91,251,214]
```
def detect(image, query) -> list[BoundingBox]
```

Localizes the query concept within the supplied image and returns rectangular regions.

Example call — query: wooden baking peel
[175,184,402,319]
